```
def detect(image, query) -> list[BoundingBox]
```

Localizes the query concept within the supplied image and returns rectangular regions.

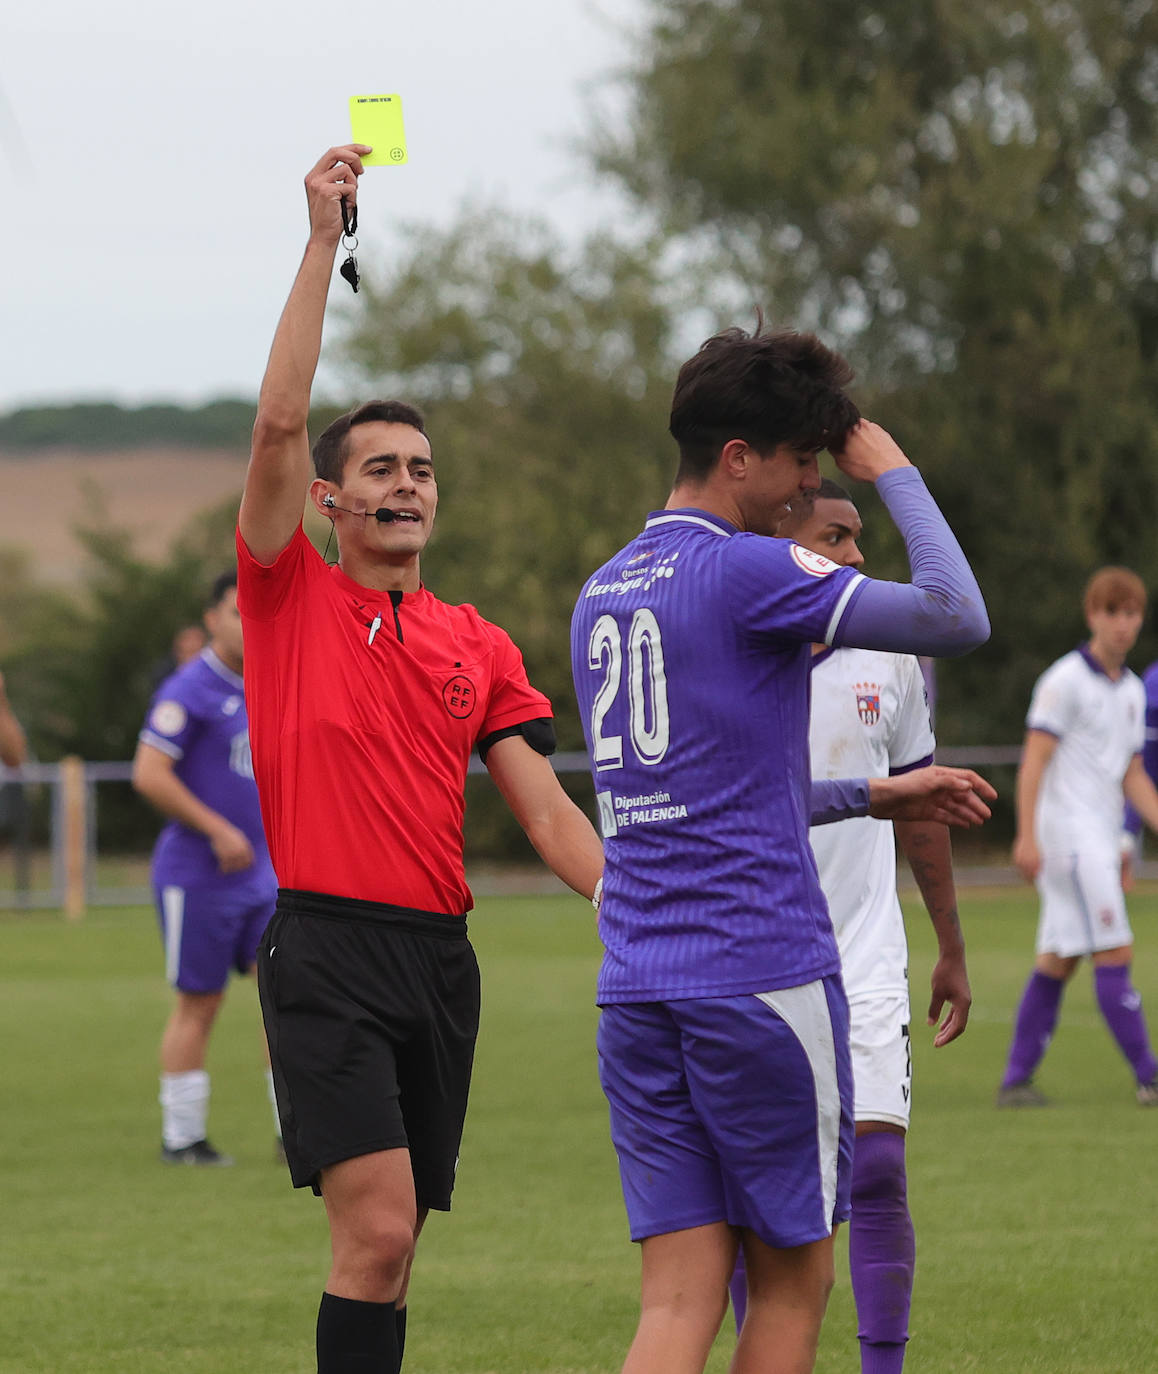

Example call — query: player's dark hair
[669,325,860,484]
[815,478,853,504]
[206,570,237,609]
[312,400,428,484]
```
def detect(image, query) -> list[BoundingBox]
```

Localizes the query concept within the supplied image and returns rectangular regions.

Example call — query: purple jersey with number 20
[571,509,867,1005]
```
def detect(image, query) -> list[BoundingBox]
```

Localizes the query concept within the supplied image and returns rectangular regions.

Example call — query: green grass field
[3,888,1158,1373]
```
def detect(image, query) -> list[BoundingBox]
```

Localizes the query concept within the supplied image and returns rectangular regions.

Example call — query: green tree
[596,0,1158,740]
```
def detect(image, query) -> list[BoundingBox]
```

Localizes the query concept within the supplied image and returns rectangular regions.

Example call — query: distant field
[3,890,1158,1373]
[0,447,247,583]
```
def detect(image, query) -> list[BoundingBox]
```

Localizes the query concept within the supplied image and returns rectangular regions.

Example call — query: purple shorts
[155,883,274,994]
[597,975,853,1249]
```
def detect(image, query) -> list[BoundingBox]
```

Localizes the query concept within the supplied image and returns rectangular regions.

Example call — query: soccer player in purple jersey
[1122,655,1158,886]
[571,327,990,1374]
[133,571,279,1165]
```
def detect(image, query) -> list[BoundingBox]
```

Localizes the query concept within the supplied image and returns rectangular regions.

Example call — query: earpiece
[323,493,336,508]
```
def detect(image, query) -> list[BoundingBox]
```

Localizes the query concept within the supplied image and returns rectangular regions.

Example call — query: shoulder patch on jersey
[789,543,840,577]
[148,700,187,737]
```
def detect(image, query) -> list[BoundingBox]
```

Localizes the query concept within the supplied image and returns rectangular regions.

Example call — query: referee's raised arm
[239,145,371,565]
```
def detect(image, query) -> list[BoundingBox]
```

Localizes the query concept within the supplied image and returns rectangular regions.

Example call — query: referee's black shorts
[257,887,480,1208]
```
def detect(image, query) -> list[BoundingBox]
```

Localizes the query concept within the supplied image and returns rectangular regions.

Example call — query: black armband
[477,717,557,762]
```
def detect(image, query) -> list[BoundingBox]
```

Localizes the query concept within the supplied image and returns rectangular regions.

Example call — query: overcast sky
[0,0,640,411]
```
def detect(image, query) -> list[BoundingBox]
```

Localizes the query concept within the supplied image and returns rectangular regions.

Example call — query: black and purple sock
[849,1131,914,1374]
[316,1292,398,1373]
[1001,970,1065,1089]
[1094,964,1158,1085]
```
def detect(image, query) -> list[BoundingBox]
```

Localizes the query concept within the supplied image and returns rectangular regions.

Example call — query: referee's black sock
[395,1305,407,1367]
[316,1292,399,1372]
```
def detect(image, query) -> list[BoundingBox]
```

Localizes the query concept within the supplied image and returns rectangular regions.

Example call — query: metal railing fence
[0,747,1027,916]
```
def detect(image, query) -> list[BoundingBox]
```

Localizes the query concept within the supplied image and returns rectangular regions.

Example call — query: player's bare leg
[315,1149,416,1371]
[732,1231,836,1374]
[322,1149,417,1300]
[622,1222,736,1374]
[160,989,223,1071]
[159,990,229,1163]
[848,1122,912,1374]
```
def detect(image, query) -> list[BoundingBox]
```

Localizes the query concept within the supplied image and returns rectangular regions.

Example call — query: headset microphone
[322,495,399,523]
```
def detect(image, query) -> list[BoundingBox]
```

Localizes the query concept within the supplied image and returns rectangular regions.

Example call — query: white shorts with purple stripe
[597,974,853,1249]
[1035,848,1133,958]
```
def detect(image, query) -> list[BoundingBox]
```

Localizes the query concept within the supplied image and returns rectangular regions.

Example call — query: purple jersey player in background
[133,571,278,1166]
[1123,656,1158,875]
[571,326,991,1374]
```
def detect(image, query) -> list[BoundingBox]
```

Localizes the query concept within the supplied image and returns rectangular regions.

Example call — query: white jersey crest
[809,647,935,1001]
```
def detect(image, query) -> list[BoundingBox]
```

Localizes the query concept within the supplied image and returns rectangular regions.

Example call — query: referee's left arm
[484,735,604,903]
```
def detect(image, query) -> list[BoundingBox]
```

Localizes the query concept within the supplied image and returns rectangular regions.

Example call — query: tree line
[4,0,1158,853]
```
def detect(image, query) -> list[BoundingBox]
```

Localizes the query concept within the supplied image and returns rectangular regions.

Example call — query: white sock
[160,1070,209,1150]
[265,1069,282,1141]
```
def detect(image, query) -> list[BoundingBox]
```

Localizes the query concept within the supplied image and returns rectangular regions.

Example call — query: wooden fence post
[60,755,87,920]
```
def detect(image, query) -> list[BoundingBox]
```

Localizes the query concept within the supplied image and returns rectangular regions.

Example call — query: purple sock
[1001,970,1065,1089]
[729,1248,747,1335]
[1095,964,1158,1085]
[849,1132,914,1374]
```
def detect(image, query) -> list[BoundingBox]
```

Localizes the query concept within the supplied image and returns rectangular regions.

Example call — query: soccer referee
[238,145,604,1374]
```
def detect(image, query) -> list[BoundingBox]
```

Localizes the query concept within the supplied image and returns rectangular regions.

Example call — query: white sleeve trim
[138,731,184,760]
[823,572,866,646]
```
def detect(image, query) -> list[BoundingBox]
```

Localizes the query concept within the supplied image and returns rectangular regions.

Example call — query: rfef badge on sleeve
[349,95,408,166]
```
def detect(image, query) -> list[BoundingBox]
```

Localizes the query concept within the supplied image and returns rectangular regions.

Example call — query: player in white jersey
[729,480,970,1374]
[999,566,1158,1107]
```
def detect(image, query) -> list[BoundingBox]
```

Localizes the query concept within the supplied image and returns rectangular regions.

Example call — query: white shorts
[849,991,912,1130]
[1035,850,1133,958]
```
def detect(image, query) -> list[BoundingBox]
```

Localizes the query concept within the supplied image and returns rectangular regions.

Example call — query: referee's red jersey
[236,526,552,913]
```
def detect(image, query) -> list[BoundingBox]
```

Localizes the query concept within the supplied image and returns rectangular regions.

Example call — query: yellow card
[349,94,408,166]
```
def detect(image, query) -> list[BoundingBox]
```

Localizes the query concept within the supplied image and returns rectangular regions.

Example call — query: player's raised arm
[828,421,989,657]
[239,145,371,565]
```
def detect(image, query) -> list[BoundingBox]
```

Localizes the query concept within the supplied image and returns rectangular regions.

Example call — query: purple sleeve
[1125,670,1158,836]
[810,777,870,825]
[832,467,989,657]
[138,673,203,760]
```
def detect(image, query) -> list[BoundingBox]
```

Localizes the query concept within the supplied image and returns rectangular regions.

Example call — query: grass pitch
[2,887,1157,1372]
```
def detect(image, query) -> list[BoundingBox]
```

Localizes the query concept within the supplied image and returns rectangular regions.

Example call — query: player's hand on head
[210,821,255,874]
[831,420,912,484]
[304,145,372,243]
[928,954,971,1047]
[1011,833,1040,884]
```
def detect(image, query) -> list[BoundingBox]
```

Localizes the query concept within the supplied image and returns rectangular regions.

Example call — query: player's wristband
[592,876,603,912]
[1121,832,1138,858]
